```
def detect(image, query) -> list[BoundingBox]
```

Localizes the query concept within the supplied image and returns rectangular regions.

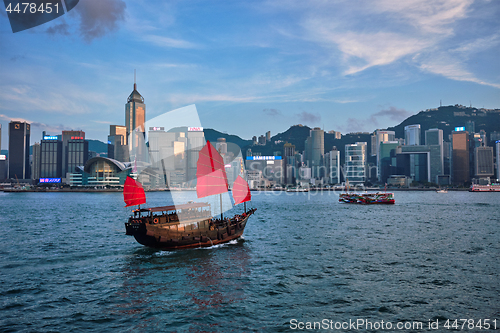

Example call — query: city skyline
[1,0,500,149]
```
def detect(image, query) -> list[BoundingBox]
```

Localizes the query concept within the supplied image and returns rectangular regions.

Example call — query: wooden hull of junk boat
[125,209,256,250]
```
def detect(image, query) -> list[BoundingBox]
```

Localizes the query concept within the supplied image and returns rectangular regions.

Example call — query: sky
[1,0,499,149]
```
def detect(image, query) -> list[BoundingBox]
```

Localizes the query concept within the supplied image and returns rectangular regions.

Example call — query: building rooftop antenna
[134,69,137,90]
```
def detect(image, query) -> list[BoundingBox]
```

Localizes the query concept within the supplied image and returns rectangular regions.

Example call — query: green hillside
[87,139,109,154]
[387,105,500,143]
[24,105,499,164]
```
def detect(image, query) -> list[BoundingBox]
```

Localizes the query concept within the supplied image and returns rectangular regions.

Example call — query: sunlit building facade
[345,142,367,185]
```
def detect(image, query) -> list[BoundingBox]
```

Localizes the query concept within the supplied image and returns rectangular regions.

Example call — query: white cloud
[372,0,474,34]
[417,55,500,89]
[307,27,432,75]
[452,34,500,55]
[143,35,199,49]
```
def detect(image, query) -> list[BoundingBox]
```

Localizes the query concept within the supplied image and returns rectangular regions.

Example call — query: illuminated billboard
[43,136,58,140]
[39,178,61,183]
[188,127,203,132]
[246,156,282,160]
[455,127,465,132]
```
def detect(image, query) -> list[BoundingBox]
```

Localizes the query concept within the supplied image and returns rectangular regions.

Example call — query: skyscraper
[32,142,40,180]
[425,128,443,146]
[345,142,367,185]
[40,136,63,178]
[496,141,500,181]
[283,142,296,185]
[371,130,396,181]
[475,146,494,179]
[8,121,31,180]
[328,147,340,184]
[425,128,444,180]
[371,130,395,157]
[62,130,86,177]
[405,125,421,146]
[186,128,205,182]
[108,125,128,161]
[465,120,475,135]
[66,138,88,175]
[310,127,324,178]
[479,129,487,146]
[125,80,146,162]
[451,130,470,185]
[378,141,399,183]
[216,138,227,155]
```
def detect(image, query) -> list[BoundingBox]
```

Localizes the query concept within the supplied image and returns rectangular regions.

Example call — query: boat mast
[220,193,223,220]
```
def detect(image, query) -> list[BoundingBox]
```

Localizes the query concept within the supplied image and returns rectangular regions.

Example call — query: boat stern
[125,217,147,235]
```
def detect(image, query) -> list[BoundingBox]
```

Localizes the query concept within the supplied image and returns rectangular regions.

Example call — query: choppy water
[0,190,499,332]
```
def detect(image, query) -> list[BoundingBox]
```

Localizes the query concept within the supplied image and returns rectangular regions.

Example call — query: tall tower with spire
[125,71,146,162]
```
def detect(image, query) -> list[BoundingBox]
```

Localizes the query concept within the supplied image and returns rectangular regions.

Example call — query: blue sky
[1,0,499,148]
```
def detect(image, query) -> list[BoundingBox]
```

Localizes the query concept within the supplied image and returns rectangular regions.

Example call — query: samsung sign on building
[246,156,282,160]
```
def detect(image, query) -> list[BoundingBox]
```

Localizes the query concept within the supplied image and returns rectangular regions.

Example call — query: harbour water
[0,191,499,332]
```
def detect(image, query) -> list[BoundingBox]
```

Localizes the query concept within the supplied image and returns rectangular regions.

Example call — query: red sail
[196,140,228,198]
[123,176,146,207]
[232,175,251,205]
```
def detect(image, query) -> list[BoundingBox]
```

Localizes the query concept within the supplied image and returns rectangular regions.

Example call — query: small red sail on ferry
[124,140,256,250]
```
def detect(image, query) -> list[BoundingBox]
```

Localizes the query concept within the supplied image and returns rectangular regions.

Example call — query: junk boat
[338,180,395,204]
[124,141,256,250]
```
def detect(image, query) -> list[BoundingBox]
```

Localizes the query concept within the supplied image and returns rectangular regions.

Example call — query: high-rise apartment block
[8,121,31,180]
